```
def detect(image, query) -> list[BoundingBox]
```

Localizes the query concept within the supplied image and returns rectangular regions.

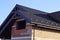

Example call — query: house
[0,4,60,40]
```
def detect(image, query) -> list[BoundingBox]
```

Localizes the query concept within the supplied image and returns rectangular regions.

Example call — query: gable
[0,4,60,39]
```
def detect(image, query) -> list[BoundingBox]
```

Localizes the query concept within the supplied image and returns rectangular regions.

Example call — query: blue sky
[0,0,60,25]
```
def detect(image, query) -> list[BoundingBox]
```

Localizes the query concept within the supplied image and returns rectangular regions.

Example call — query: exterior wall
[11,23,32,40]
[11,21,60,40]
[32,27,60,40]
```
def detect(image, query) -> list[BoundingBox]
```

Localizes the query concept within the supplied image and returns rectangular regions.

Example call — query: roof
[15,4,60,30]
[0,4,60,38]
[48,11,60,23]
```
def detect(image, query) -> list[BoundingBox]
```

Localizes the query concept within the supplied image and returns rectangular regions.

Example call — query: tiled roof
[15,4,60,30]
[48,11,60,23]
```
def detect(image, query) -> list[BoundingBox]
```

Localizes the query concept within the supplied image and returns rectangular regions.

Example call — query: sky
[0,0,60,25]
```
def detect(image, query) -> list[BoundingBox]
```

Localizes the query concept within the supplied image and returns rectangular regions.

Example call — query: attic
[0,4,60,39]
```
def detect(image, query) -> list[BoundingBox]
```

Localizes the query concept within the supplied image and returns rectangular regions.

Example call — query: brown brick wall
[11,23,32,37]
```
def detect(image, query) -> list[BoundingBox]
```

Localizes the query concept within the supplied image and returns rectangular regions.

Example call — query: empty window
[16,20,26,30]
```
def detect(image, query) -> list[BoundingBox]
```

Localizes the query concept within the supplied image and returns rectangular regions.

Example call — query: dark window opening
[16,20,26,30]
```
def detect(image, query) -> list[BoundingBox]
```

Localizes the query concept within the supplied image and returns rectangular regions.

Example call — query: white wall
[11,36,31,40]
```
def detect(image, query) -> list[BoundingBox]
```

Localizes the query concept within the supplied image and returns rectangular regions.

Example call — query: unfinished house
[0,4,60,40]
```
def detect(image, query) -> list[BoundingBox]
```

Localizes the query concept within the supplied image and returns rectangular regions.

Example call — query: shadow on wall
[34,27,60,33]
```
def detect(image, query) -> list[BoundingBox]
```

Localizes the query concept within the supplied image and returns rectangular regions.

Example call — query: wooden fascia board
[16,19,25,22]
[0,13,17,35]
[31,22,60,30]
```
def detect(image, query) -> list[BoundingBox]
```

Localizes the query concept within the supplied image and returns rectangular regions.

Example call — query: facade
[0,4,60,40]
